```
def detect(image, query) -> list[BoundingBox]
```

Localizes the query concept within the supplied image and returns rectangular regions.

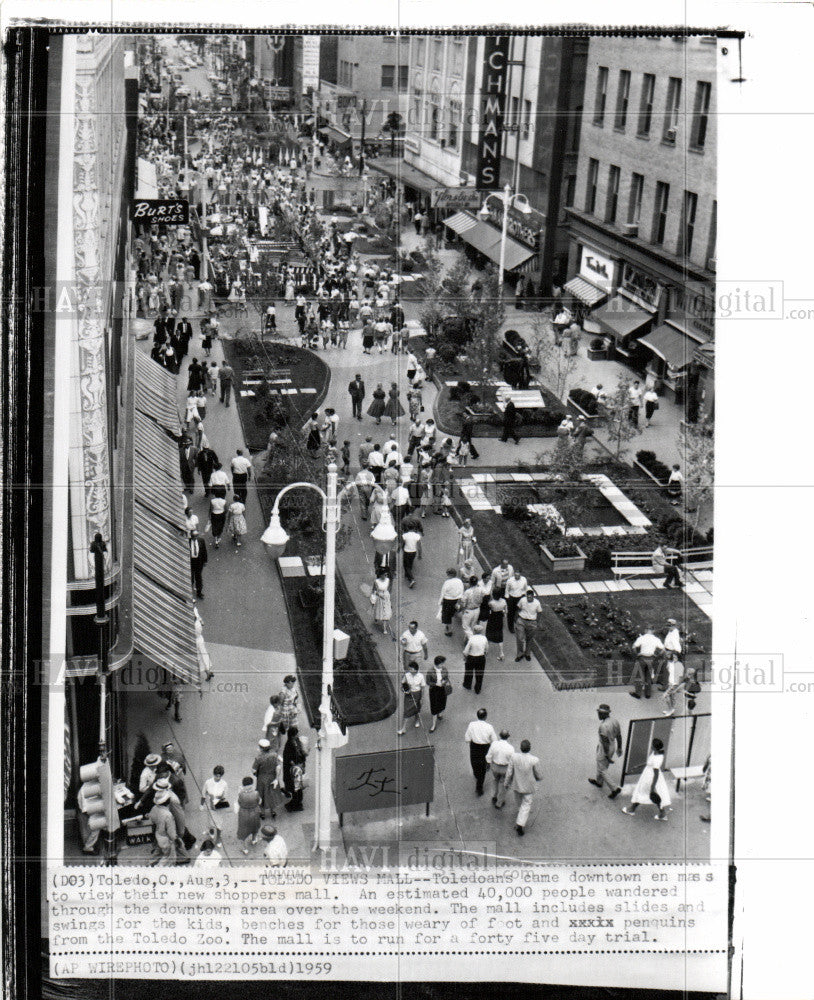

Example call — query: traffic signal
[77,757,120,833]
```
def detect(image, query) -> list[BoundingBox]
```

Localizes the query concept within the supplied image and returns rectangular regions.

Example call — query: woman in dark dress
[367,384,386,425]
[305,413,322,456]
[427,655,451,733]
[485,594,507,661]
[283,727,308,812]
[383,382,405,424]
[478,571,493,623]
[236,776,262,855]
[362,322,375,354]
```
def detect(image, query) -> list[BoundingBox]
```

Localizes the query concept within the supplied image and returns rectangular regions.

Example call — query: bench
[612,546,713,580]
[669,765,706,791]
[243,368,291,380]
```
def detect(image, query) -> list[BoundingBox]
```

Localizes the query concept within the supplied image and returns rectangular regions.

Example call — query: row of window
[412,95,463,148]
[381,65,409,90]
[584,160,716,260]
[593,67,711,150]
[412,37,465,77]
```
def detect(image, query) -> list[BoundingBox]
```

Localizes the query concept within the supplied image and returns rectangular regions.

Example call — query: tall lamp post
[479,183,532,298]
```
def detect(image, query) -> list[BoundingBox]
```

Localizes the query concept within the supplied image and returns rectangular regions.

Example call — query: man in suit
[176,316,193,364]
[348,374,366,420]
[500,399,520,444]
[179,436,197,494]
[189,530,208,599]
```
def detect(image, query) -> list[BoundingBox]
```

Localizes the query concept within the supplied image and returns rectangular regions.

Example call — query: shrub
[500,498,531,522]
[569,388,598,415]
[449,380,472,402]
[635,450,670,483]
[590,337,606,351]
[542,536,584,558]
[438,343,458,363]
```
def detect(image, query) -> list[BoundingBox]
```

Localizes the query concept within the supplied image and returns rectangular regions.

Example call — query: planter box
[587,348,608,361]
[540,543,587,573]
[567,394,602,424]
[633,459,668,489]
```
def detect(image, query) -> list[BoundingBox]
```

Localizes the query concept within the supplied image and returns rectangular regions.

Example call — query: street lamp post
[479,183,532,299]
[261,465,350,854]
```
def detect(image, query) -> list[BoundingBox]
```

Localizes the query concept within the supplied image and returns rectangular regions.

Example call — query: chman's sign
[475,36,511,190]
[131,199,189,224]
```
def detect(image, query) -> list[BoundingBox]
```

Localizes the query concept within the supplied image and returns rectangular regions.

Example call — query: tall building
[564,35,716,412]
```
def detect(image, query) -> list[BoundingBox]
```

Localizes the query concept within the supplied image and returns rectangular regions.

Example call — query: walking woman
[226,495,248,547]
[458,518,477,568]
[282,727,308,812]
[427,655,451,733]
[235,776,262,854]
[304,413,322,457]
[384,382,405,425]
[622,738,672,821]
[371,570,393,637]
[208,492,228,548]
[485,591,507,661]
[367,383,386,424]
[200,765,228,846]
[278,675,299,732]
[397,661,427,735]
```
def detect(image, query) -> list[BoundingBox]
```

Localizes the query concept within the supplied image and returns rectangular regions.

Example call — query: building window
[564,174,576,208]
[433,39,443,71]
[511,95,519,130]
[707,200,717,266]
[593,66,608,125]
[414,37,425,65]
[652,181,670,244]
[663,77,682,142]
[451,41,464,76]
[638,73,655,135]
[691,81,712,150]
[614,70,631,130]
[448,95,461,149]
[628,172,644,225]
[523,99,532,139]
[567,105,581,151]
[412,88,422,128]
[605,165,621,223]
[381,65,395,89]
[429,83,441,140]
[677,190,698,257]
[399,65,408,91]
[585,158,599,213]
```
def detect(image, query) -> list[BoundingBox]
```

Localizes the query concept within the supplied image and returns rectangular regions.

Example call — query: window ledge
[613,125,627,134]
[688,145,706,155]
[636,131,651,140]
[592,119,605,128]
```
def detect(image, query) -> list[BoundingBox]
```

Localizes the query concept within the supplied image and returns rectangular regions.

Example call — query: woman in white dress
[194,606,213,681]
[199,765,228,845]
[623,738,671,821]
[458,519,477,568]
[371,571,393,637]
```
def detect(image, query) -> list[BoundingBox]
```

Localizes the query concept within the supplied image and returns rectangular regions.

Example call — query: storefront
[563,243,615,327]
[369,157,438,215]
[443,210,536,278]
[592,262,664,360]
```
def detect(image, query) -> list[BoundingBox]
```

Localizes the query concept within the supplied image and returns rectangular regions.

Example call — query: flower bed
[540,541,587,572]
[434,382,567,438]
[635,449,671,486]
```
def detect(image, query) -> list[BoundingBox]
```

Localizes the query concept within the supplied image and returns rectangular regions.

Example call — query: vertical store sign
[475,35,511,189]
[302,35,321,92]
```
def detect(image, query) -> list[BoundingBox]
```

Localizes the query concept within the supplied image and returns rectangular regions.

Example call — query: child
[419,483,431,520]
[456,439,471,467]
[340,440,351,477]
[440,485,452,517]
[195,390,207,422]
[208,362,218,395]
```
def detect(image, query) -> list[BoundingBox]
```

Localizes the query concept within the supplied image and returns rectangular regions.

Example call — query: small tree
[677,415,714,528]
[416,238,445,340]
[462,269,506,393]
[528,318,579,402]
[602,378,642,460]
[440,258,478,327]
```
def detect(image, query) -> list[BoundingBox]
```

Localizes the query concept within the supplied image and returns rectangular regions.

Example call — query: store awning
[593,294,652,342]
[319,125,352,146]
[637,324,697,370]
[369,157,438,194]
[134,411,180,479]
[564,276,607,307]
[444,212,534,271]
[133,503,192,603]
[134,350,181,435]
[132,570,199,685]
[135,157,159,199]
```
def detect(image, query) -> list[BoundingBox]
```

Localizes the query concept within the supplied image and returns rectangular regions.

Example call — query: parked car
[502,328,531,359]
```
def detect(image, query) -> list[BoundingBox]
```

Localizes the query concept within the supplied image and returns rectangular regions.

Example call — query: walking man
[505,569,528,633]
[486,730,515,809]
[464,708,497,797]
[462,623,489,694]
[628,380,643,426]
[230,449,252,504]
[588,704,623,799]
[500,399,520,445]
[189,529,208,600]
[460,576,484,639]
[630,625,665,699]
[401,524,423,588]
[514,588,542,661]
[400,620,429,671]
[348,374,366,420]
[505,740,542,835]
[354,466,375,520]
[218,361,235,406]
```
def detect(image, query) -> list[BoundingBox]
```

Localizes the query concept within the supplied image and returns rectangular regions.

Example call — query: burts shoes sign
[131,199,189,225]
[475,36,511,190]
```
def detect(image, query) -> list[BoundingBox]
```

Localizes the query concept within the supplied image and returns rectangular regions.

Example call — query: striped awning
[444,212,534,271]
[564,276,608,307]
[134,350,181,435]
[133,503,192,603]
[134,451,187,530]
[134,411,180,479]
[444,211,479,236]
[501,238,535,272]
[132,571,199,685]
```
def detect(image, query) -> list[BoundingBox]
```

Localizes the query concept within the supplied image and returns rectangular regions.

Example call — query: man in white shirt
[628,380,643,426]
[460,577,485,638]
[438,569,465,637]
[462,623,489,694]
[514,589,543,661]
[354,467,375,520]
[505,740,542,835]
[390,483,411,526]
[367,445,385,483]
[208,465,229,500]
[486,730,515,809]
[400,621,428,670]
[260,825,288,867]
[465,708,498,796]
[504,569,529,633]
[489,559,513,599]
[401,526,423,587]
[631,626,665,699]
[230,450,252,503]
[659,618,683,690]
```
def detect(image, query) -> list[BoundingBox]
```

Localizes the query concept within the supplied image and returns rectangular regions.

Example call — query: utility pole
[359,98,366,177]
